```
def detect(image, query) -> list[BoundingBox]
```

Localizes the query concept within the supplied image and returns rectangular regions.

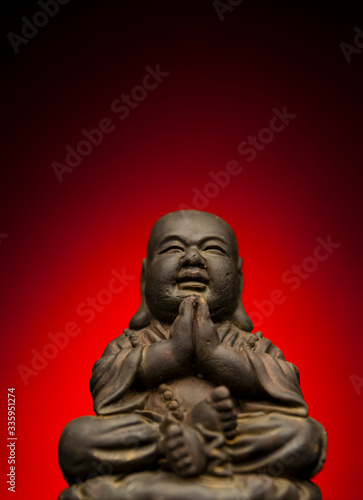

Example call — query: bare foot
[187,386,237,440]
[209,386,237,440]
[164,422,207,477]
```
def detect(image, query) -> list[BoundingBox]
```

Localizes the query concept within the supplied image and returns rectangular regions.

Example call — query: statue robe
[59,322,327,498]
[90,321,308,419]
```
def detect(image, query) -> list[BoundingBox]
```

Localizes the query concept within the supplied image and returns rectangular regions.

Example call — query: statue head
[129,210,253,331]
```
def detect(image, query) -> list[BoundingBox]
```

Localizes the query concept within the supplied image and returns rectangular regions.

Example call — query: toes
[209,389,238,440]
[164,424,206,477]
[165,423,188,453]
[221,417,237,440]
[217,411,236,423]
[178,455,193,469]
[171,446,189,461]
[166,436,184,451]
[166,423,183,438]
[221,419,237,432]
[214,399,234,412]
[211,386,230,401]
[224,429,237,440]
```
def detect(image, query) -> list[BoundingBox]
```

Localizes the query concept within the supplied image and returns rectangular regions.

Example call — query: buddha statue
[59,210,327,500]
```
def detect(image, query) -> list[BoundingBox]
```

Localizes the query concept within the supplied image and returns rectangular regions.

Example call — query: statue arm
[198,343,308,416]
[137,295,196,386]
[136,340,187,387]
[89,330,188,414]
[193,298,307,415]
[89,334,147,415]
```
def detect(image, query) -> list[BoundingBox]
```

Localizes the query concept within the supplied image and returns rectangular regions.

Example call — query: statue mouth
[177,270,209,290]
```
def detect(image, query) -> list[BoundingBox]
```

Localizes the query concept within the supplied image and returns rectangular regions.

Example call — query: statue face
[144,211,240,324]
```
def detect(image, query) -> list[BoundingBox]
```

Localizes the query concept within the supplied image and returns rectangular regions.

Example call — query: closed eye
[203,245,227,255]
[159,245,185,254]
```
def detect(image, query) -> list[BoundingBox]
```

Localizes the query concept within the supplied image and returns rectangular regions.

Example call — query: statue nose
[181,248,206,268]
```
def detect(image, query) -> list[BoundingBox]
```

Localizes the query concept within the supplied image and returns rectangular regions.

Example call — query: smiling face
[144,211,241,324]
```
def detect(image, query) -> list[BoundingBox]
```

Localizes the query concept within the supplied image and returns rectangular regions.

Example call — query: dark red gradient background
[1,2,363,499]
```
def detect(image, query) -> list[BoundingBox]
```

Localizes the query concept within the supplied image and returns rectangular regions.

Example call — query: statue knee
[59,416,98,485]
[58,414,137,484]
[290,416,325,451]
[276,416,326,479]
[59,413,162,485]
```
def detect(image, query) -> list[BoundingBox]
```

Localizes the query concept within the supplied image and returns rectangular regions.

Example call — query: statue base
[59,471,321,500]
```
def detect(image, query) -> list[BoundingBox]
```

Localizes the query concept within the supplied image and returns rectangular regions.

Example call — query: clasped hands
[138,296,236,388]
[168,296,221,372]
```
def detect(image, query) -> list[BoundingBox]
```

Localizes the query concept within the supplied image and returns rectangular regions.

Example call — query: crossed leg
[163,386,238,477]
[226,412,327,479]
[58,402,326,500]
[58,413,161,485]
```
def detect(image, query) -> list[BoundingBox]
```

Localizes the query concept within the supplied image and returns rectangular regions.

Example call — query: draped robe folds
[90,321,308,418]
[58,322,327,500]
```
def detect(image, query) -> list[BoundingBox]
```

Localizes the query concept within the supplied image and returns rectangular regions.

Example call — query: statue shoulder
[253,332,301,380]
[100,329,133,357]
[252,331,286,360]
[225,325,287,360]
[100,322,167,357]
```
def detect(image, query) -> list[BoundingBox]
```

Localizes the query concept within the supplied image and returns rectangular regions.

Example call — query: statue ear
[129,258,153,330]
[231,257,254,332]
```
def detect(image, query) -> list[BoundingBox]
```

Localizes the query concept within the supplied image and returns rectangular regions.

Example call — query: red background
[1,2,363,499]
